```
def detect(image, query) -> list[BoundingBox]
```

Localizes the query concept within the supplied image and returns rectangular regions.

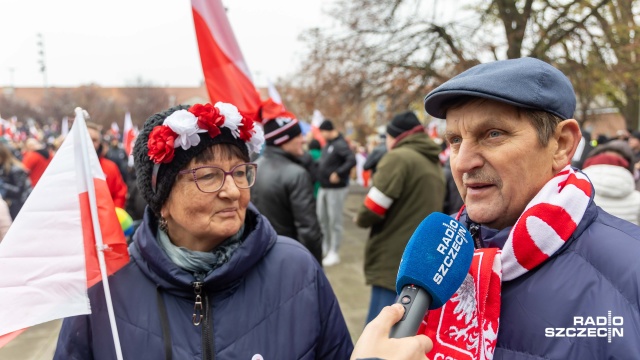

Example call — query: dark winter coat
[317,134,356,189]
[252,146,323,263]
[54,206,353,360]
[458,194,640,359]
[356,132,445,291]
[0,164,31,219]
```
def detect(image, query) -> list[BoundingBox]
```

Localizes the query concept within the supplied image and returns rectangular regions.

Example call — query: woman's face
[161,150,250,252]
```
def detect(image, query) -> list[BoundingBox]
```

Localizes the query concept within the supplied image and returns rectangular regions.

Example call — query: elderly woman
[54,103,353,359]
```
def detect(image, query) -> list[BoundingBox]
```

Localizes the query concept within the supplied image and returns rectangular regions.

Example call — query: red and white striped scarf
[421,165,593,360]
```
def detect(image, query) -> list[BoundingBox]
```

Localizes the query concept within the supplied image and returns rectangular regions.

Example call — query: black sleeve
[288,170,323,263]
[334,142,357,179]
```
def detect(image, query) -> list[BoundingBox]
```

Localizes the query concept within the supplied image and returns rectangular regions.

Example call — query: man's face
[281,134,305,157]
[320,130,331,141]
[87,128,101,151]
[385,134,396,151]
[629,137,640,151]
[445,99,557,230]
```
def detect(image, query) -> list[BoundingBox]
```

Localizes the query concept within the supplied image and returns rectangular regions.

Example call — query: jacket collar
[130,204,277,296]
[263,145,302,165]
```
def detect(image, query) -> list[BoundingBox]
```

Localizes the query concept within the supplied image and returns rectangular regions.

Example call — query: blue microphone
[389,212,475,338]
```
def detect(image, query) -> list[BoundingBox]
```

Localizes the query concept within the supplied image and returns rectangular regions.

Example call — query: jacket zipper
[193,278,215,359]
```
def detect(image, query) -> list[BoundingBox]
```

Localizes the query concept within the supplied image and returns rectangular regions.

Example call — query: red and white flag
[311,109,326,147]
[0,108,129,350]
[122,112,136,156]
[110,121,120,138]
[191,0,261,113]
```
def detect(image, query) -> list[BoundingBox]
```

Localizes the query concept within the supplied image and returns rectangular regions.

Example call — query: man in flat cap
[419,57,640,359]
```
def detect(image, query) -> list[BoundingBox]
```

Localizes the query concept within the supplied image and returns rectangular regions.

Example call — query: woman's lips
[215,207,237,217]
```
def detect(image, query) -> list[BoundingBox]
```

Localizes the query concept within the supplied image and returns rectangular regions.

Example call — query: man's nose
[453,141,484,174]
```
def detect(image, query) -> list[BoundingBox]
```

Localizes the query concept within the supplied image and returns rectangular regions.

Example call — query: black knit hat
[263,113,302,146]
[134,103,264,216]
[319,119,334,131]
[387,111,421,137]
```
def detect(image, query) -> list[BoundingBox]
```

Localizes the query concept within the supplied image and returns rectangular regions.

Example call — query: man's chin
[465,206,499,227]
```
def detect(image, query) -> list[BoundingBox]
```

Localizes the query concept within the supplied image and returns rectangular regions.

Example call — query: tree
[289,0,638,130]
[121,77,169,126]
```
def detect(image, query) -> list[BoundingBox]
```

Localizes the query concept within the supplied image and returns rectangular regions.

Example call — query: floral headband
[147,101,263,164]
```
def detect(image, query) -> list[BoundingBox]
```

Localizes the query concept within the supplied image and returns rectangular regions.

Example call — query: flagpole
[74,108,124,360]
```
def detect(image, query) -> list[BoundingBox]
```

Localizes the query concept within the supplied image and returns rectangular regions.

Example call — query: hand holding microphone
[390,212,474,338]
[351,304,433,360]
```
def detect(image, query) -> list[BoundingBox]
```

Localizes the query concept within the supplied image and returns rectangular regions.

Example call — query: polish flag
[311,109,326,147]
[191,0,261,114]
[122,112,136,156]
[0,108,129,352]
[110,121,120,138]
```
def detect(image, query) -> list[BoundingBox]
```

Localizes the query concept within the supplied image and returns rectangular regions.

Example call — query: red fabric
[512,203,574,270]
[364,196,387,216]
[583,153,629,170]
[362,170,371,187]
[80,178,130,288]
[124,129,135,156]
[147,126,177,164]
[22,150,51,187]
[99,157,128,208]
[192,7,261,113]
[422,249,501,360]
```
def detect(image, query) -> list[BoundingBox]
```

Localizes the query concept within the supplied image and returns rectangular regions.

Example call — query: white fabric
[501,166,592,281]
[583,164,640,225]
[0,113,103,336]
[367,186,394,209]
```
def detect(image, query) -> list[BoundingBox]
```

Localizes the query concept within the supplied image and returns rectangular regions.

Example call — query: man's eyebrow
[445,117,512,136]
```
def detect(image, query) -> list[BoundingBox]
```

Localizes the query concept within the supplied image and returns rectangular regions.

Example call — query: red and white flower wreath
[147,102,264,164]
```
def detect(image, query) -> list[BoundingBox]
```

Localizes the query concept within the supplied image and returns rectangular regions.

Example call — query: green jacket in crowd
[356,132,445,291]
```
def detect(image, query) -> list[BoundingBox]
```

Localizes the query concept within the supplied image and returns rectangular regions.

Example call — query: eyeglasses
[178,163,257,193]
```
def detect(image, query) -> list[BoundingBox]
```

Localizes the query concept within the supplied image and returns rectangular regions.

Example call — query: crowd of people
[1,56,640,359]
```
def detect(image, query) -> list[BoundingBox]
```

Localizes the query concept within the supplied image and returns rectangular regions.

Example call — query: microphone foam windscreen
[396,212,474,309]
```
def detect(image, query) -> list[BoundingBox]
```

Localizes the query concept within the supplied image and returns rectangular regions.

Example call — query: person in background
[252,109,323,263]
[628,130,640,162]
[55,102,353,359]
[86,122,128,208]
[355,111,445,324]
[0,194,12,242]
[22,138,51,187]
[307,139,322,197]
[582,140,640,225]
[421,57,640,358]
[104,134,129,183]
[355,145,368,187]
[0,141,32,219]
[363,134,387,175]
[316,119,356,266]
[442,158,464,215]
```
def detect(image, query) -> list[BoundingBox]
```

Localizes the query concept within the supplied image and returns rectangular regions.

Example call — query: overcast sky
[0,0,332,88]
[0,0,461,88]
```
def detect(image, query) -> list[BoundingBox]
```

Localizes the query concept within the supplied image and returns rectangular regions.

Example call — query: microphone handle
[389,285,432,338]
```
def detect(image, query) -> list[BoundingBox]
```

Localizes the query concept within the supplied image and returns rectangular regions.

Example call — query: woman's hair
[0,142,24,173]
[193,143,250,165]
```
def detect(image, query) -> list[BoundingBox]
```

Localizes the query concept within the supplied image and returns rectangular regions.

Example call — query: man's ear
[552,119,581,172]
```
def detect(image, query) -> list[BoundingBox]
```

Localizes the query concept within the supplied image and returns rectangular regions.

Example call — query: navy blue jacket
[460,197,640,359]
[54,207,353,359]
